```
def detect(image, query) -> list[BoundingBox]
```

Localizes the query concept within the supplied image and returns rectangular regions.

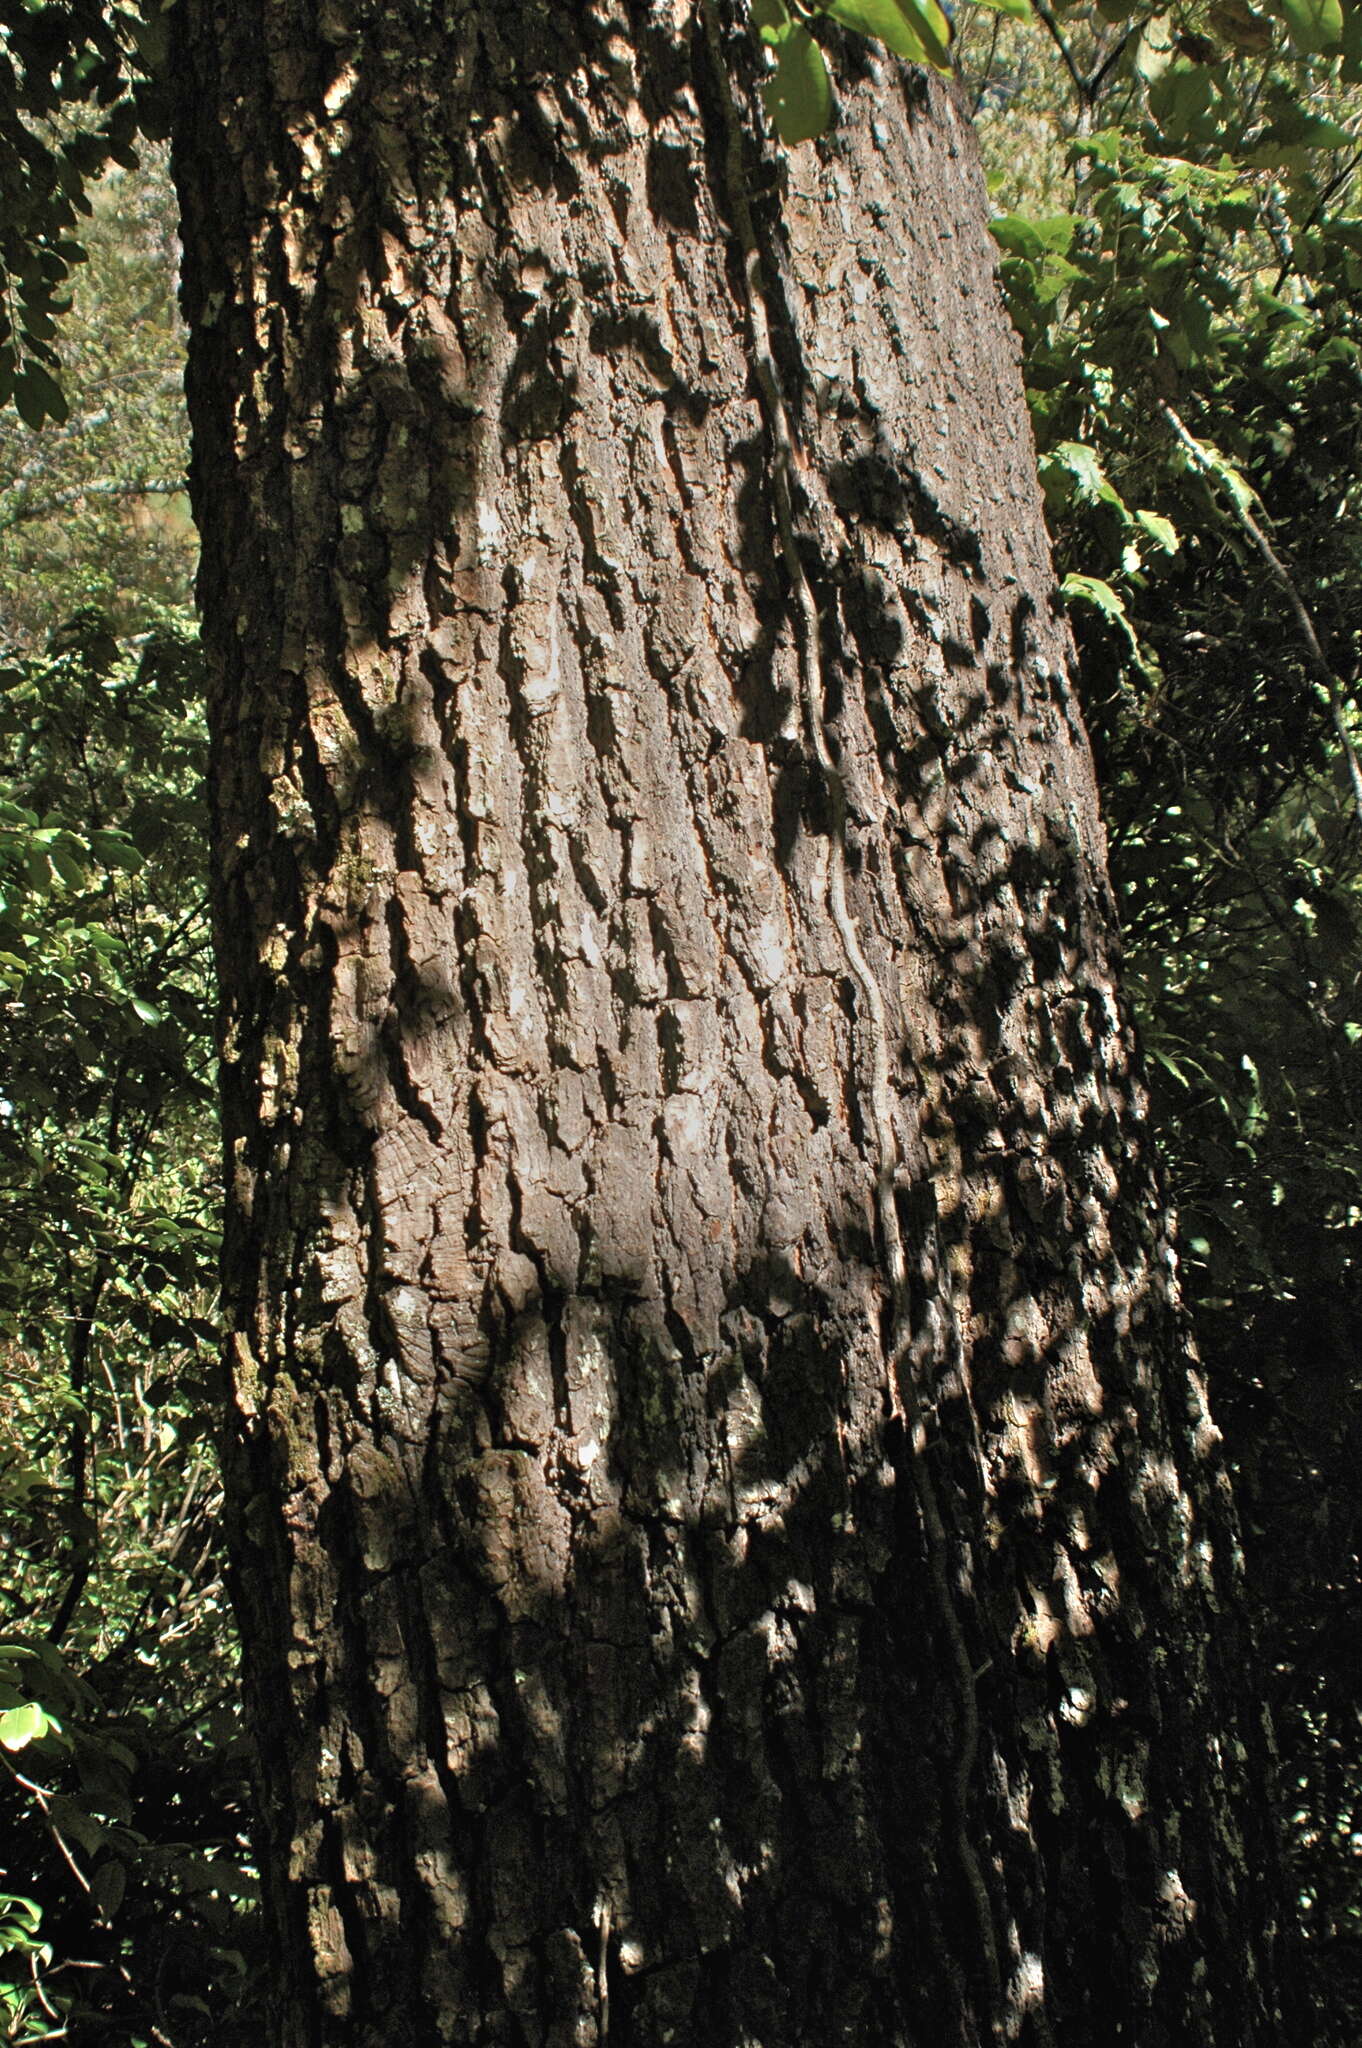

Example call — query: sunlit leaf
[1135,507,1180,553]
[0,1703,53,1751]
[1061,572,1130,621]
[1042,441,1127,512]
[761,25,833,143]
[897,0,953,66]
[824,0,950,62]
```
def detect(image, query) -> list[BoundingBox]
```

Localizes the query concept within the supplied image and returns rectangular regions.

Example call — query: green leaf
[991,212,1079,257]
[752,0,792,43]
[47,1793,108,1857]
[762,25,834,144]
[1208,0,1274,49]
[0,1702,53,1751]
[91,829,144,872]
[967,0,1033,16]
[11,361,67,429]
[896,0,953,66]
[48,844,85,888]
[819,0,946,61]
[1061,573,1130,622]
[1042,441,1127,512]
[1135,507,1180,553]
[1136,14,1178,81]
[12,371,48,431]
[1175,427,1257,515]
[825,0,921,57]
[92,1861,127,1922]
[1246,110,1354,163]
[1060,574,1159,679]
[24,848,53,892]
[1270,0,1344,49]
[991,215,1047,259]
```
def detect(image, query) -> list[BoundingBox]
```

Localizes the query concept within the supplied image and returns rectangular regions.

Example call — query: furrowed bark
[170,3,1286,2042]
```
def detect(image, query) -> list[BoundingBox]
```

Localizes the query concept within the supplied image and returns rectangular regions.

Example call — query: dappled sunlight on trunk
[170,1,1286,2040]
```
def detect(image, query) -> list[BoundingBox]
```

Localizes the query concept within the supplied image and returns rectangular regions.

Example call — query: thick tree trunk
[171,4,1285,2043]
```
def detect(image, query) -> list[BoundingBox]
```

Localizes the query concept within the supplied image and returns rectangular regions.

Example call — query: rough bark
[170,3,1286,2043]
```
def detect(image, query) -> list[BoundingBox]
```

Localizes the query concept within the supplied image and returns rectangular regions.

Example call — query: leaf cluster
[0,1,175,429]
[0,612,262,2045]
[0,138,256,2042]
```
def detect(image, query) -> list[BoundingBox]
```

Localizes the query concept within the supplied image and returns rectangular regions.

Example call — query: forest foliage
[0,0,1359,2040]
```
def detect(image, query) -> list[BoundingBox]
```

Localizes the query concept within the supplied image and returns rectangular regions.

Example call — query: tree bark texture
[170,4,1285,2043]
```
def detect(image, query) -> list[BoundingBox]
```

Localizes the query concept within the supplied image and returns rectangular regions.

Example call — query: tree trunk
[170,4,1286,2042]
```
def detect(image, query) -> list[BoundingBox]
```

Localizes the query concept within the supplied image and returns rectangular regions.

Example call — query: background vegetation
[0,0,1358,2039]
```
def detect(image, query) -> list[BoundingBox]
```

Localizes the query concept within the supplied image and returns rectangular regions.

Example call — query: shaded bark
[170,3,1286,2042]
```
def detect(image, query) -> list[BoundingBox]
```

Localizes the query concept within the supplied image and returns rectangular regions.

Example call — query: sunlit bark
[171,3,1285,2041]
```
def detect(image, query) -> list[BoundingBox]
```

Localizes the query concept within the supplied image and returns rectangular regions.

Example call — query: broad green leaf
[1136,14,1178,80]
[1173,427,1257,515]
[991,215,1048,258]
[1028,213,1080,253]
[969,0,1033,17]
[47,1793,108,1857]
[752,0,791,44]
[1061,573,1129,620]
[1270,0,1344,49]
[12,370,48,431]
[1056,573,1138,643]
[1246,111,1354,163]
[11,361,67,429]
[1135,508,1180,553]
[991,212,1079,257]
[897,0,953,66]
[1148,62,1215,137]
[91,830,144,872]
[48,845,84,888]
[762,25,833,144]
[825,0,927,58]
[824,0,949,62]
[0,1702,52,1751]
[1042,442,1127,511]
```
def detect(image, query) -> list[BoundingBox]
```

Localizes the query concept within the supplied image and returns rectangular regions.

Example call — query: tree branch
[1158,397,1362,837]
[0,477,185,536]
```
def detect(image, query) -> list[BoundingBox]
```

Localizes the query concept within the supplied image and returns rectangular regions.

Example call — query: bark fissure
[699,5,1008,2024]
[172,1,1286,2041]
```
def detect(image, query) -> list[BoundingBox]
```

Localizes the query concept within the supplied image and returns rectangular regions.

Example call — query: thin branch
[1158,398,1362,838]
[1088,21,1141,98]
[0,477,185,536]
[1031,0,1088,105]
[970,14,1003,116]
[1274,144,1362,293]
